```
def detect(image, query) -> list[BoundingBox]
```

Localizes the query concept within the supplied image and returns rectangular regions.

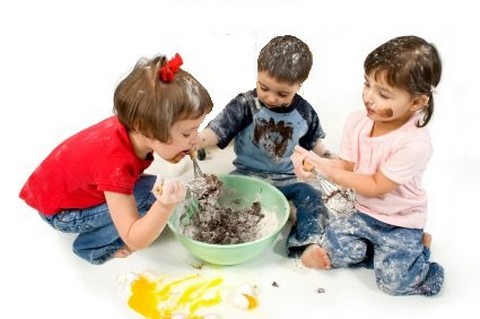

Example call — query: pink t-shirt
[19,116,153,216]
[339,110,432,228]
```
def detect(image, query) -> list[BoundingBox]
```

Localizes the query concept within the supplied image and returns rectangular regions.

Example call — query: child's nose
[363,91,375,107]
[265,94,277,105]
[365,99,374,109]
[191,132,201,147]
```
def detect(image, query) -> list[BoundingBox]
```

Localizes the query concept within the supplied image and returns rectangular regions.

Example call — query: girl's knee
[325,236,368,267]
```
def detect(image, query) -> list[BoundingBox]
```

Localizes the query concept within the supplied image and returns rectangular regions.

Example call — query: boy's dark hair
[257,35,313,85]
[364,35,442,127]
[113,55,213,142]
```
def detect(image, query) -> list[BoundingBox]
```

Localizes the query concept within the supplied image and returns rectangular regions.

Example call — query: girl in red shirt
[19,53,213,264]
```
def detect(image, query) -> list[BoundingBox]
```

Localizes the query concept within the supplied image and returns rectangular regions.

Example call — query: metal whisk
[190,149,205,178]
[314,173,356,217]
[179,149,209,225]
[302,159,356,217]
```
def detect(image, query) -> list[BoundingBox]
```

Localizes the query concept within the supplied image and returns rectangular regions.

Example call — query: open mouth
[170,150,191,163]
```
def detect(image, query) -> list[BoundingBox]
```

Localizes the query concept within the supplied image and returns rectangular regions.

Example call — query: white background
[1,0,479,318]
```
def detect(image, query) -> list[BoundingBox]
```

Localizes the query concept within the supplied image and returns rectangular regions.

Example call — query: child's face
[362,72,426,125]
[151,115,206,163]
[256,71,301,109]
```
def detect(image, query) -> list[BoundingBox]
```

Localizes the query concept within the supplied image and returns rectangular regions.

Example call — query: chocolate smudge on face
[378,108,393,118]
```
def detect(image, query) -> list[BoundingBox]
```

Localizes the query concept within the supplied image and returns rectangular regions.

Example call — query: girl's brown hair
[364,35,442,127]
[113,55,213,142]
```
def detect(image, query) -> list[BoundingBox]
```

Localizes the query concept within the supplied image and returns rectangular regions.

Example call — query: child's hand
[152,176,187,206]
[291,146,316,181]
[292,145,333,179]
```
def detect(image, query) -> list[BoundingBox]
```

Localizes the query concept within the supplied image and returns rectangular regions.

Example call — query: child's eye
[182,133,191,138]
[378,91,390,99]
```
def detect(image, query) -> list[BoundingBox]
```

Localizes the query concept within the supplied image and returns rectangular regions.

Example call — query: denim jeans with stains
[40,174,157,265]
[322,212,444,296]
[276,182,329,258]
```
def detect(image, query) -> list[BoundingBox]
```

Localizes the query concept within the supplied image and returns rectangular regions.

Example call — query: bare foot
[422,232,432,248]
[300,244,331,269]
[112,246,133,259]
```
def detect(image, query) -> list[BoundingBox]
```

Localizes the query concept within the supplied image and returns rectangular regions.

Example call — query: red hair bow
[158,53,183,82]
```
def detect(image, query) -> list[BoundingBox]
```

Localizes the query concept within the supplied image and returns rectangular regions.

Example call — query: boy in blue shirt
[199,35,332,262]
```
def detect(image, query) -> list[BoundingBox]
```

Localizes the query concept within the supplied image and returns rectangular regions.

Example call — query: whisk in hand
[302,159,356,218]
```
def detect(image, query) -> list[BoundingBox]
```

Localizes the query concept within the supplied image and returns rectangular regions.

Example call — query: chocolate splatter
[253,118,292,158]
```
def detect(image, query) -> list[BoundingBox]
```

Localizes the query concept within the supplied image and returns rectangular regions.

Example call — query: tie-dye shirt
[207,89,325,184]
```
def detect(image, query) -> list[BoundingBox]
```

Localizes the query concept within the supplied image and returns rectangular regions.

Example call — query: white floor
[3,1,480,318]
[5,143,480,318]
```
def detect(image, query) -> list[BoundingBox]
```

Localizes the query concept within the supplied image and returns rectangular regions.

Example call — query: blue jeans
[230,169,329,258]
[277,183,329,258]
[322,212,444,296]
[40,174,157,265]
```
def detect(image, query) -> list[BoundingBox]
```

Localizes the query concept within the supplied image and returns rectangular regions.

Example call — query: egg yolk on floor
[128,274,223,318]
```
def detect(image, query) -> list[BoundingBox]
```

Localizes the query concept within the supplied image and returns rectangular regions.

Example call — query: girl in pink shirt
[20,54,213,264]
[292,35,443,296]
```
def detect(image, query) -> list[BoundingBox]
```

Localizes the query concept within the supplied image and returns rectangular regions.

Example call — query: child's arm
[320,163,398,197]
[292,146,397,197]
[198,128,219,149]
[311,139,337,159]
[105,179,186,251]
[291,145,351,181]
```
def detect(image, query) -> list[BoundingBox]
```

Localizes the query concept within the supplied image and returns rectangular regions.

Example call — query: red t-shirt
[19,116,153,216]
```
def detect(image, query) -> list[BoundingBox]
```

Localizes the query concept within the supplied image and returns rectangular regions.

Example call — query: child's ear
[411,94,429,112]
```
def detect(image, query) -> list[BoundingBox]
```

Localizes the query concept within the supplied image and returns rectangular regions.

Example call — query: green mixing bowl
[167,174,289,266]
